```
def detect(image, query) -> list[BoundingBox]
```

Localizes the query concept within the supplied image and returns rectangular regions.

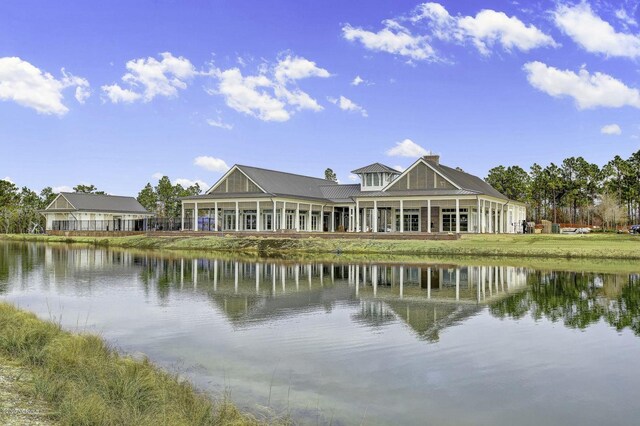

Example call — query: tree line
[0,183,106,233]
[136,177,201,218]
[485,150,640,228]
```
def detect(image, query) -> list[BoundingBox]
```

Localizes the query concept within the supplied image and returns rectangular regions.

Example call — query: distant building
[41,192,153,231]
[181,155,526,233]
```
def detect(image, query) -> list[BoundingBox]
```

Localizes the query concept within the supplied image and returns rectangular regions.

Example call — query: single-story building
[41,192,153,231]
[180,155,526,234]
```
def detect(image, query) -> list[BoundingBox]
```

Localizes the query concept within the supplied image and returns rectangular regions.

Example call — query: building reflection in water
[2,242,640,342]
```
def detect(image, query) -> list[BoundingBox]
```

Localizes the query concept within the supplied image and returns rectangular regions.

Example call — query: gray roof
[356,189,479,198]
[192,160,510,204]
[236,165,338,199]
[320,184,362,203]
[351,162,400,174]
[48,193,151,214]
[431,163,508,200]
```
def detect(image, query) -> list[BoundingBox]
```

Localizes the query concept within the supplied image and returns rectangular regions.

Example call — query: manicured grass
[0,302,273,426]
[3,233,640,260]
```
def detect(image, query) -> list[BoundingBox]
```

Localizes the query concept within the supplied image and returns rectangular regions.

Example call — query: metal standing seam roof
[351,162,401,174]
[430,163,508,200]
[235,164,339,199]
[319,184,363,202]
[355,189,481,198]
[191,161,509,203]
[47,193,152,214]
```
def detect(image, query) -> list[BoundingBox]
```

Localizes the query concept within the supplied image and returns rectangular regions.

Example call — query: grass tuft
[0,302,273,426]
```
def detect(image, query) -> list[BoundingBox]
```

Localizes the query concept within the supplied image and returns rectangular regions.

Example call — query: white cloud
[601,124,622,135]
[386,139,429,157]
[194,156,230,173]
[151,172,164,180]
[101,84,141,103]
[52,185,73,193]
[209,54,330,122]
[206,117,233,130]
[328,95,368,117]
[351,75,365,86]
[523,61,640,109]
[393,165,406,172]
[348,174,359,181]
[102,52,196,103]
[554,3,640,59]
[175,178,209,189]
[342,20,438,61]
[414,2,556,55]
[274,55,330,83]
[457,9,557,55]
[0,57,89,115]
[616,8,638,28]
[2,176,13,184]
[214,68,290,121]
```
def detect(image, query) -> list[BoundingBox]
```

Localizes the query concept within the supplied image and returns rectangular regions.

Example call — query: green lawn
[2,232,640,261]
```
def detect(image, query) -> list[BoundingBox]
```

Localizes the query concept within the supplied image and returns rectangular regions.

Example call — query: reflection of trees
[0,242,43,293]
[490,271,640,336]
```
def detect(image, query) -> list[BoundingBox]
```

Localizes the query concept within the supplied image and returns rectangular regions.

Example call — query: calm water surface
[1,241,640,425]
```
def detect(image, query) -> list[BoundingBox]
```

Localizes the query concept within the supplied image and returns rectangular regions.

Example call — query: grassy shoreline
[2,232,640,260]
[0,302,270,426]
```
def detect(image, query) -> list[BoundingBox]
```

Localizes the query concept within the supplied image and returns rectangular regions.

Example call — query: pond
[1,241,640,425]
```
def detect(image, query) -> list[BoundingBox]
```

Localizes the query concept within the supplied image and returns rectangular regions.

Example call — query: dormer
[351,163,401,191]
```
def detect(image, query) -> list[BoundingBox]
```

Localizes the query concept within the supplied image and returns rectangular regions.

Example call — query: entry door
[286,212,295,229]
[245,213,257,231]
[224,211,235,230]
[263,213,272,231]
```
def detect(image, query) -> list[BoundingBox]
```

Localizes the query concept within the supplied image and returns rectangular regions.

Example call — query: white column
[476,198,481,234]
[400,200,404,233]
[295,203,300,231]
[363,206,367,232]
[281,202,286,230]
[235,201,239,231]
[272,200,277,232]
[355,200,360,232]
[427,266,432,299]
[399,266,404,299]
[331,206,335,232]
[373,200,378,233]
[480,200,485,233]
[214,202,218,231]
[308,205,312,231]
[181,203,185,231]
[455,198,460,234]
[455,267,460,300]
[427,199,431,233]
[494,202,498,234]
[256,201,261,232]
[193,202,198,232]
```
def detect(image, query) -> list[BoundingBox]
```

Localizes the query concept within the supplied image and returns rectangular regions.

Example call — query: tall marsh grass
[0,302,265,425]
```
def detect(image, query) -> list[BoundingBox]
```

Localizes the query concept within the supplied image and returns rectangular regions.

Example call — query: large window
[244,210,257,231]
[366,174,373,186]
[442,208,468,232]
[396,209,419,232]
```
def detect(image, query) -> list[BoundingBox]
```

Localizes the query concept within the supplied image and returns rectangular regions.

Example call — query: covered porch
[181,198,352,232]
[350,196,526,234]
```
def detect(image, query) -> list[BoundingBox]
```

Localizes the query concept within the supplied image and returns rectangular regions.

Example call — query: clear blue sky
[1,0,638,195]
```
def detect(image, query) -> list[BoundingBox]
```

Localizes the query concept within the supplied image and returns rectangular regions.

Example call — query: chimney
[423,155,440,165]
